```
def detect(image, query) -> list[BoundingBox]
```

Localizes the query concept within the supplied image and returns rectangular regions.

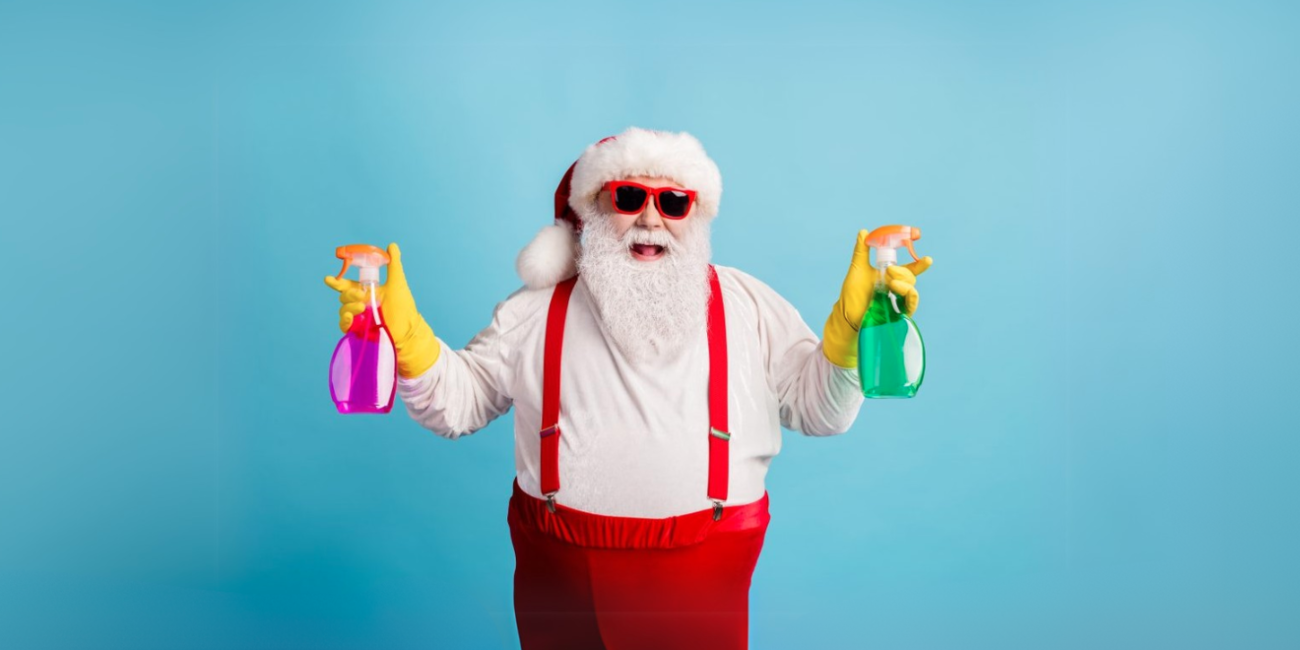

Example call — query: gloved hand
[324,243,441,378]
[823,229,934,369]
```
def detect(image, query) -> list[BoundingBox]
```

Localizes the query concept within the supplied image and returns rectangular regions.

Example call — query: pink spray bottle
[329,244,397,414]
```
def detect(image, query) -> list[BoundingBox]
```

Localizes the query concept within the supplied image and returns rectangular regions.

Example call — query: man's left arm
[740,272,865,437]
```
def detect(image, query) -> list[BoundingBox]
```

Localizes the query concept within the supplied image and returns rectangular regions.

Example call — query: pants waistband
[507,480,770,550]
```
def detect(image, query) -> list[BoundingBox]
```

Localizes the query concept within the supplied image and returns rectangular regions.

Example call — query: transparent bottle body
[857,271,926,399]
[329,282,397,414]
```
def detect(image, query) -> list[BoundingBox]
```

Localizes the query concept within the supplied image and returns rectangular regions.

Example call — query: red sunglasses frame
[603,181,698,219]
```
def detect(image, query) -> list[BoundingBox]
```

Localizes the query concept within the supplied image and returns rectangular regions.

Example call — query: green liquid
[857,284,926,399]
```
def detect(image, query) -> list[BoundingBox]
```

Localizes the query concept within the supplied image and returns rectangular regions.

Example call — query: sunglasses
[604,181,697,219]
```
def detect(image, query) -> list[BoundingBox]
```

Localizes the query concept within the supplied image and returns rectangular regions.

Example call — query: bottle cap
[865,225,922,262]
[335,244,391,280]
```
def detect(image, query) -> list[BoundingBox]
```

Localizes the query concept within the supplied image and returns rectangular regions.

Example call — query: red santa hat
[516,127,723,289]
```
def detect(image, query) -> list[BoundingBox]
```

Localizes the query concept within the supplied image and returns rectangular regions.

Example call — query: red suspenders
[538,266,730,518]
[705,266,729,519]
[539,276,578,512]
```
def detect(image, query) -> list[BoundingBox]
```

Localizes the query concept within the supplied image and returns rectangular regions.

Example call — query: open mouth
[629,243,666,261]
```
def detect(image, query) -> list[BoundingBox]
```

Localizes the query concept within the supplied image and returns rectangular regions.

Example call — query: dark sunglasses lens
[613,186,648,213]
[658,191,692,217]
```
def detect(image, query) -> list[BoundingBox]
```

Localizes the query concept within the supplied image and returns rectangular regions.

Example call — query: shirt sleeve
[395,287,542,439]
[732,269,865,437]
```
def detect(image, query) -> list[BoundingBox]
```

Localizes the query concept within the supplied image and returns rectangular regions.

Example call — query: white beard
[577,215,713,364]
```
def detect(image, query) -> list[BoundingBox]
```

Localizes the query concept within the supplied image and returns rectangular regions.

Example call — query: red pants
[507,481,771,650]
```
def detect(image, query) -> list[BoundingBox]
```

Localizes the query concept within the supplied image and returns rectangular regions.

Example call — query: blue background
[3,1,1298,648]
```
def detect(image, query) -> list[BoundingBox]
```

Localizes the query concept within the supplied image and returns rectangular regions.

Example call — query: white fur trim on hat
[516,221,579,289]
[569,127,723,222]
[516,127,722,289]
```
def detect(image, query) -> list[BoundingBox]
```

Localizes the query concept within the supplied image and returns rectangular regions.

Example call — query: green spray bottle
[857,225,926,398]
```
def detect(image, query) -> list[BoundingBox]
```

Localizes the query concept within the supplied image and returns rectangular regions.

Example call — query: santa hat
[515,127,723,289]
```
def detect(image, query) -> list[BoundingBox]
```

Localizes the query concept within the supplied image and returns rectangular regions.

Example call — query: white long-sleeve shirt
[397,265,864,518]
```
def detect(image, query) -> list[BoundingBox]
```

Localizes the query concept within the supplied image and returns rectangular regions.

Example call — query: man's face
[594,175,696,262]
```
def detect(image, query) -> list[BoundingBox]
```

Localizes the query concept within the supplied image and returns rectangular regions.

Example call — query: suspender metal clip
[712,499,724,521]
[545,492,558,514]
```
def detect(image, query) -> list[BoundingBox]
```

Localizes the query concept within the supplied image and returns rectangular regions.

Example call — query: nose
[635,199,665,230]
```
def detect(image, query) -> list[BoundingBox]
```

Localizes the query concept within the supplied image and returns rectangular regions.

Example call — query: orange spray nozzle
[865,225,923,262]
[335,244,391,280]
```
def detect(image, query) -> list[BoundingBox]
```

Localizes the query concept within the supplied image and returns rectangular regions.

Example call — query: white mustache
[622,227,676,250]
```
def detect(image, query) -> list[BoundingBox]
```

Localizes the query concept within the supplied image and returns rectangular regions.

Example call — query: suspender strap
[706,265,730,512]
[540,276,578,502]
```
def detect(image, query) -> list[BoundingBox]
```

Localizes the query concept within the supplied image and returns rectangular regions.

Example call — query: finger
[339,288,368,305]
[339,313,353,333]
[386,242,407,288]
[840,230,875,324]
[849,230,871,273]
[886,265,916,285]
[903,256,933,277]
[324,275,359,293]
[341,302,367,317]
[888,279,916,300]
[888,280,920,315]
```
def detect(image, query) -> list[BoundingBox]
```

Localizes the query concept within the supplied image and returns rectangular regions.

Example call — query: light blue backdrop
[3,1,1298,648]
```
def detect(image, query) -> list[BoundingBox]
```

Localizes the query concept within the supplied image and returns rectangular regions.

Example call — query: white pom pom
[516,222,579,289]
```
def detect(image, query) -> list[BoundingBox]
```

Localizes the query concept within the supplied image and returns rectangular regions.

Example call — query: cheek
[665,219,690,241]
[612,213,637,239]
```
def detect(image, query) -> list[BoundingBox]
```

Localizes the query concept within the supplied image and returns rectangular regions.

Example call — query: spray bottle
[858,226,927,399]
[329,244,397,414]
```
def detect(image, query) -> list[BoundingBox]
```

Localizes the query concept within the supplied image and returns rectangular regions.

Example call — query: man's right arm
[395,302,520,439]
[325,243,531,439]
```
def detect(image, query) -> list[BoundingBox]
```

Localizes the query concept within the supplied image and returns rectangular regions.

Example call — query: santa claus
[324,127,933,650]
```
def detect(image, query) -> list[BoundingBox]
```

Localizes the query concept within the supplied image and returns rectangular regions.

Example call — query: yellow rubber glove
[323,242,441,378]
[823,229,934,369]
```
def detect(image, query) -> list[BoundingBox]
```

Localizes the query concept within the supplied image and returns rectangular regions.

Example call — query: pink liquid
[330,305,397,414]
